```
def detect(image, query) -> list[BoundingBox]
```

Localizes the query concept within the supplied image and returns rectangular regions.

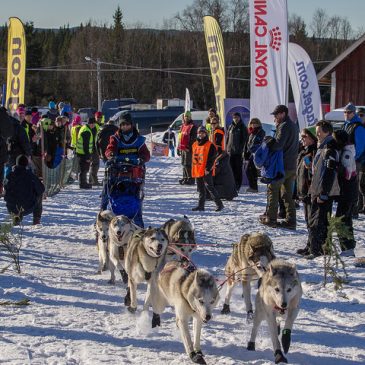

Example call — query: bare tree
[289,14,307,43]
[229,0,249,33]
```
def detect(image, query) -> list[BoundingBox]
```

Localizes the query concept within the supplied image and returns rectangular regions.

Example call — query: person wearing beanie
[177,111,197,185]
[4,154,45,225]
[16,106,26,123]
[191,126,223,212]
[103,112,150,226]
[75,118,96,189]
[47,101,59,121]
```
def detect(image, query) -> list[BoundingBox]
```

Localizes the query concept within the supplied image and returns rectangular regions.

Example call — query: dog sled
[104,157,145,227]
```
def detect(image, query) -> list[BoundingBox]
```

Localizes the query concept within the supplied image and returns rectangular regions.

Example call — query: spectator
[177,111,197,185]
[210,116,225,154]
[226,112,248,191]
[162,128,176,157]
[333,130,357,257]
[88,120,101,186]
[76,118,96,189]
[4,154,45,225]
[244,118,266,193]
[296,128,318,256]
[95,111,104,127]
[306,120,340,259]
[44,119,62,168]
[191,126,223,212]
[259,105,299,230]
[205,108,218,136]
[47,101,59,121]
[96,119,118,162]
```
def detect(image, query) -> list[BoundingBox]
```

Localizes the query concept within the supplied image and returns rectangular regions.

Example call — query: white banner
[185,88,191,112]
[249,0,288,125]
[288,42,322,129]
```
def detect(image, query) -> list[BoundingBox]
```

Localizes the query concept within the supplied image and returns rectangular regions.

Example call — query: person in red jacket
[191,126,223,212]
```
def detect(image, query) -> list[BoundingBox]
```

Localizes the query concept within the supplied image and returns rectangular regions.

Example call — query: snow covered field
[1,157,364,365]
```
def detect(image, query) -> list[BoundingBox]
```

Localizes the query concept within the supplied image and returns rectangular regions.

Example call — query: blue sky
[0,0,364,33]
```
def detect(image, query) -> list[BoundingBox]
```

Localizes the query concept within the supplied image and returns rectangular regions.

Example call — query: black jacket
[296,143,317,200]
[269,116,299,171]
[4,165,45,215]
[244,127,265,160]
[7,120,32,165]
[97,124,118,160]
[226,119,248,156]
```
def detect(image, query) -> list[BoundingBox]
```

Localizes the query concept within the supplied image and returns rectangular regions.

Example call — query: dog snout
[102,235,107,241]
[157,243,163,251]
[205,314,212,322]
[117,230,121,236]
[281,302,287,309]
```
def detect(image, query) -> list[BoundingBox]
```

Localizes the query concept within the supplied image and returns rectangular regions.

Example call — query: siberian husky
[221,232,275,319]
[247,259,302,364]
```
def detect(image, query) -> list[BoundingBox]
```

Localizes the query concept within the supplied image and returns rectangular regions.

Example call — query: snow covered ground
[1,156,365,365]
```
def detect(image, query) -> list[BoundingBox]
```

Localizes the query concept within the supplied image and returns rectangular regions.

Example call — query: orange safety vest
[192,140,214,178]
[212,128,225,151]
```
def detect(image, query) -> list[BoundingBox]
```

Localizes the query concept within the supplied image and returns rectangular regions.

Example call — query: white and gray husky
[247,259,302,364]
[124,228,169,313]
[221,232,276,320]
[95,210,115,274]
[150,260,219,365]
[108,215,141,284]
[161,216,196,260]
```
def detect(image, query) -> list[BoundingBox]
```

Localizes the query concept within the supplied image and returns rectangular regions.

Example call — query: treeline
[0,0,363,110]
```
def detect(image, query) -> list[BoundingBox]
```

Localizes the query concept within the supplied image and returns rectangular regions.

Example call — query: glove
[325,158,338,170]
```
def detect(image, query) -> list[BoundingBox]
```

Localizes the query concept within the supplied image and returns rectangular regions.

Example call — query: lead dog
[150,260,219,364]
[247,259,302,364]
[124,228,169,313]
[162,216,196,260]
[95,210,115,274]
[221,232,275,319]
[108,215,141,284]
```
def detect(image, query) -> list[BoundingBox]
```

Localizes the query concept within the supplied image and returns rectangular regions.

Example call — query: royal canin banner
[6,17,26,112]
[249,0,288,125]
[288,42,322,129]
[203,16,226,128]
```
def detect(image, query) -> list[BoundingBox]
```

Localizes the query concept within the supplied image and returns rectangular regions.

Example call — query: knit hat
[31,113,40,125]
[197,126,208,134]
[16,106,25,115]
[48,101,56,109]
[95,111,103,118]
[120,112,132,125]
[184,111,192,118]
[344,102,356,113]
[16,154,29,167]
[72,115,82,126]
[357,107,365,115]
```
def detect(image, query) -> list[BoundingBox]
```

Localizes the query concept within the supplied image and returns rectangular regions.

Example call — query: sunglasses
[211,122,218,125]
[301,135,308,139]
[344,111,353,114]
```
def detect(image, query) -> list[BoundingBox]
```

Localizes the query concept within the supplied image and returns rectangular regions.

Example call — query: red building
[317,33,365,109]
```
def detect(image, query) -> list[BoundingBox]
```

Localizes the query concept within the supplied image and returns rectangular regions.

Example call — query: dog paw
[246,310,254,323]
[274,349,288,364]
[189,351,206,364]
[152,312,161,328]
[247,341,255,351]
[124,288,131,307]
[281,329,292,354]
[145,272,152,281]
[120,269,128,284]
[127,306,137,314]
[221,303,230,314]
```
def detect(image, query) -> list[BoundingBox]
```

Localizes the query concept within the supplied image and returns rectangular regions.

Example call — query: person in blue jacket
[342,102,365,215]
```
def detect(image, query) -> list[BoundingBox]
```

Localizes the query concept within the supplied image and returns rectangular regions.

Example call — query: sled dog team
[95,211,303,365]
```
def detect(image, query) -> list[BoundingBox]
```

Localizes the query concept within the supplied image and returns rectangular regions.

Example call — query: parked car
[77,107,97,122]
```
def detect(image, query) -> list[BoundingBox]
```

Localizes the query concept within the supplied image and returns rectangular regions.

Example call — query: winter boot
[33,217,41,225]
